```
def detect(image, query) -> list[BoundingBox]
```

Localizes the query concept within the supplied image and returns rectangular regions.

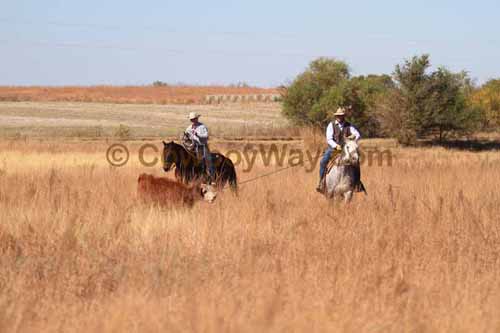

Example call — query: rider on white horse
[185,112,215,184]
[316,107,361,193]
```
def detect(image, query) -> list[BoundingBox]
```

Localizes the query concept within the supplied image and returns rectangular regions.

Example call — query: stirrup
[316,180,325,193]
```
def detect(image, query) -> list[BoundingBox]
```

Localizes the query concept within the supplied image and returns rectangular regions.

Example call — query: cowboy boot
[316,178,325,193]
[353,165,365,192]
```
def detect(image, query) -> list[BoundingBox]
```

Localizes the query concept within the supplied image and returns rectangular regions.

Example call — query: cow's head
[200,184,217,203]
[137,173,153,190]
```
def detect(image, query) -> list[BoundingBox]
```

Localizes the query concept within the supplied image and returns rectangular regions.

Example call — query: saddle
[181,133,221,179]
[326,150,342,175]
[181,134,204,163]
[320,149,366,194]
[319,150,342,192]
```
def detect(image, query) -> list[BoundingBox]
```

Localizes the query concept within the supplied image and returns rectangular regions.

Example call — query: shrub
[114,124,132,139]
[471,79,500,130]
[152,81,169,87]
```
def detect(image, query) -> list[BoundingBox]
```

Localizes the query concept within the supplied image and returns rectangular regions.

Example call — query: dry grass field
[1,137,500,332]
[0,86,279,105]
[0,101,289,139]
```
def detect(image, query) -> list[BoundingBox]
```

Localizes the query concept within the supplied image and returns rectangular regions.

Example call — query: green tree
[471,79,500,129]
[426,68,480,140]
[282,58,350,126]
[350,74,395,137]
[381,55,480,144]
[282,58,389,137]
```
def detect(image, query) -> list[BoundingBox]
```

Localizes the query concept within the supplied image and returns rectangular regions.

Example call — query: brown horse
[162,141,238,192]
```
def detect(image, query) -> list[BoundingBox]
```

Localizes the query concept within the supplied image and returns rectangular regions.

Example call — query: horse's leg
[344,191,353,203]
[181,167,190,184]
[326,186,335,199]
[174,166,183,182]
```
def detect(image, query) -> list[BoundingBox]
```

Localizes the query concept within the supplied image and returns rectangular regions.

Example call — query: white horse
[324,139,365,203]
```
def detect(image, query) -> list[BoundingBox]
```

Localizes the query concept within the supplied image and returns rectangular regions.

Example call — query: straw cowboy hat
[189,112,201,120]
[333,107,347,116]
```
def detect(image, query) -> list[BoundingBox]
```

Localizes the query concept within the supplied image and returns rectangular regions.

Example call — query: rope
[218,148,336,191]
[238,165,299,186]
[219,164,300,191]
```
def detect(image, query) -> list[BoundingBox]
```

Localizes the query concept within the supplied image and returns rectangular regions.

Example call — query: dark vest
[332,121,351,146]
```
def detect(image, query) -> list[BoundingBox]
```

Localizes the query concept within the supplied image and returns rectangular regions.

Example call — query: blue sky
[1,0,499,86]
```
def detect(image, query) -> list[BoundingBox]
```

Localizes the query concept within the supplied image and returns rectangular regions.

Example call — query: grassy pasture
[0,137,499,332]
[0,102,289,139]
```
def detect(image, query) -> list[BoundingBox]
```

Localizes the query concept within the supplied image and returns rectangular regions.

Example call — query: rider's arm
[326,123,339,149]
[195,124,209,139]
[349,125,361,141]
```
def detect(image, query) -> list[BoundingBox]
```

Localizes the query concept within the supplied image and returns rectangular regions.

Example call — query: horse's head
[162,141,180,172]
[340,139,360,166]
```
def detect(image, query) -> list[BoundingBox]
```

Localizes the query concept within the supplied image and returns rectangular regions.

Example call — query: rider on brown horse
[184,112,216,184]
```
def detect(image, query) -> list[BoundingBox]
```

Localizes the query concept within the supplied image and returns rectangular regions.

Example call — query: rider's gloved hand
[347,134,356,140]
[192,133,201,144]
[335,145,342,151]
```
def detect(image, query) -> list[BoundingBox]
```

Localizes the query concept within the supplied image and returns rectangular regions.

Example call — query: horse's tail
[221,157,238,194]
[228,163,238,194]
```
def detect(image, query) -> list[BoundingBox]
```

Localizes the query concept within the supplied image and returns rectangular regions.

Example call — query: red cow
[137,174,216,207]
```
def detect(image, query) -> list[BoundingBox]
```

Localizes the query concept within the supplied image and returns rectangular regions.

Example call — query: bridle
[337,141,359,167]
[163,145,176,171]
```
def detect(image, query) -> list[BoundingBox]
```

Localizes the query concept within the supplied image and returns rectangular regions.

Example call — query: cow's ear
[200,184,207,195]
[162,141,167,146]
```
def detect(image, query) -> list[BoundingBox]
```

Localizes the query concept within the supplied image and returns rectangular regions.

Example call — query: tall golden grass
[0,86,279,105]
[0,139,499,332]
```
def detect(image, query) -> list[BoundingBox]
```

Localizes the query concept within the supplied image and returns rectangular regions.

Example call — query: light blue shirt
[185,122,209,145]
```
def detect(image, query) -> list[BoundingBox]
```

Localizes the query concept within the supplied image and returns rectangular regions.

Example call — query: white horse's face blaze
[342,140,360,165]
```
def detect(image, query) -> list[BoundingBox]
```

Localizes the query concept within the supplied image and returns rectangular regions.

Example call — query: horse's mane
[338,140,359,166]
[165,141,198,161]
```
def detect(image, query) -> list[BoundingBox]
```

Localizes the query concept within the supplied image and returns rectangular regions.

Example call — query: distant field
[0,86,280,104]
[0,101,290,139]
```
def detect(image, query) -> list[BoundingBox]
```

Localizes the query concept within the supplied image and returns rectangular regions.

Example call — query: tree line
[282,55,500,145]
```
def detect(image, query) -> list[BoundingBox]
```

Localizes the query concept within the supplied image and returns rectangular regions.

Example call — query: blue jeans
[197,145,215,180]
[319,146,334,180]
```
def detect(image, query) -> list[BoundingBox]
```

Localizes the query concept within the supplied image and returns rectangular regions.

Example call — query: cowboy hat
[333,107,346,116]
[188,112,201,120]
